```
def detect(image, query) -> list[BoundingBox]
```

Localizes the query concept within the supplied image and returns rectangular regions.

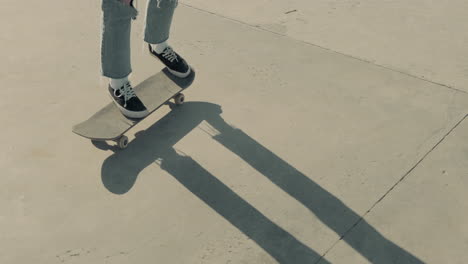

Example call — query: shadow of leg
[158,148,330,264]
[204,115,424,264]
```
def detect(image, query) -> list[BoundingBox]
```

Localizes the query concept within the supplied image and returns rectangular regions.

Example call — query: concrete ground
[1,1,467,263]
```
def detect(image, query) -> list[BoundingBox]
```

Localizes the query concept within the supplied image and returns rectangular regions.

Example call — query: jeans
[101,0,178,78]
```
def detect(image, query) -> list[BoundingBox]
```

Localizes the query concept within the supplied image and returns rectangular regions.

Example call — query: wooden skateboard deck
[72,69,195,148]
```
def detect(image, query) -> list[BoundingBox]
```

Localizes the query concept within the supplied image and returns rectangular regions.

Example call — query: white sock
[151,41,169,54]
[110,76,128,90]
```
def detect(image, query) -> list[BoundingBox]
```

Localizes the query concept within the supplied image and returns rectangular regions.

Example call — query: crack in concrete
[179,2,467,95]
[315,113,468,263]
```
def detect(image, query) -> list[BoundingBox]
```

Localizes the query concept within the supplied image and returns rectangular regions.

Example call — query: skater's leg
[144,0,178,44]
[101,0,148,119]
[101,0,138,79]
[145,0,191,78]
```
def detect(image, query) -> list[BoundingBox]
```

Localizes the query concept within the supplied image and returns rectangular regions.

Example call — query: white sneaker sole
[168,65,191,78]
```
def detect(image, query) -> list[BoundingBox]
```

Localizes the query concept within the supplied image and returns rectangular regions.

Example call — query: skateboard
[72,68,195,149]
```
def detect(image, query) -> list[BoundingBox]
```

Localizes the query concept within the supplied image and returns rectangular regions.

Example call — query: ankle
[110,76,129,90]
[151,41,169,54]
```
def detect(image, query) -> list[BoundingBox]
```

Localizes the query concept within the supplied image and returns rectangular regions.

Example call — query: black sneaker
[108,82,149,119]
[148,44,191,78]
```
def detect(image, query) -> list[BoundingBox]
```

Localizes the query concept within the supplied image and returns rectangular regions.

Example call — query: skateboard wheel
[174,93,185,105]
[117,136,129,149]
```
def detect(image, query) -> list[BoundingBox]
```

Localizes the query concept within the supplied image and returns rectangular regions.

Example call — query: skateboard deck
[72,69,195,148]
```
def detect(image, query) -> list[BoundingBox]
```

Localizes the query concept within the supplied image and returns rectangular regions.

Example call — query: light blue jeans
[101,0,178,78]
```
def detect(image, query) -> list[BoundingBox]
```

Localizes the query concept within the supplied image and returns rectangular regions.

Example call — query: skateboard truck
[111,93,184,149]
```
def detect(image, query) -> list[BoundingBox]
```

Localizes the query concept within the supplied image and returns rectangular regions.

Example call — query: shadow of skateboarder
[100,74,424,263]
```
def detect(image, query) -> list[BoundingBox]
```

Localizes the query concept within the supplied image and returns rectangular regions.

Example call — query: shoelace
[161,47,178,62]
[115,82,137,106]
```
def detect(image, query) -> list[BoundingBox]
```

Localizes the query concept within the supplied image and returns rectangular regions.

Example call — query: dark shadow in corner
[101,101,424,264]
